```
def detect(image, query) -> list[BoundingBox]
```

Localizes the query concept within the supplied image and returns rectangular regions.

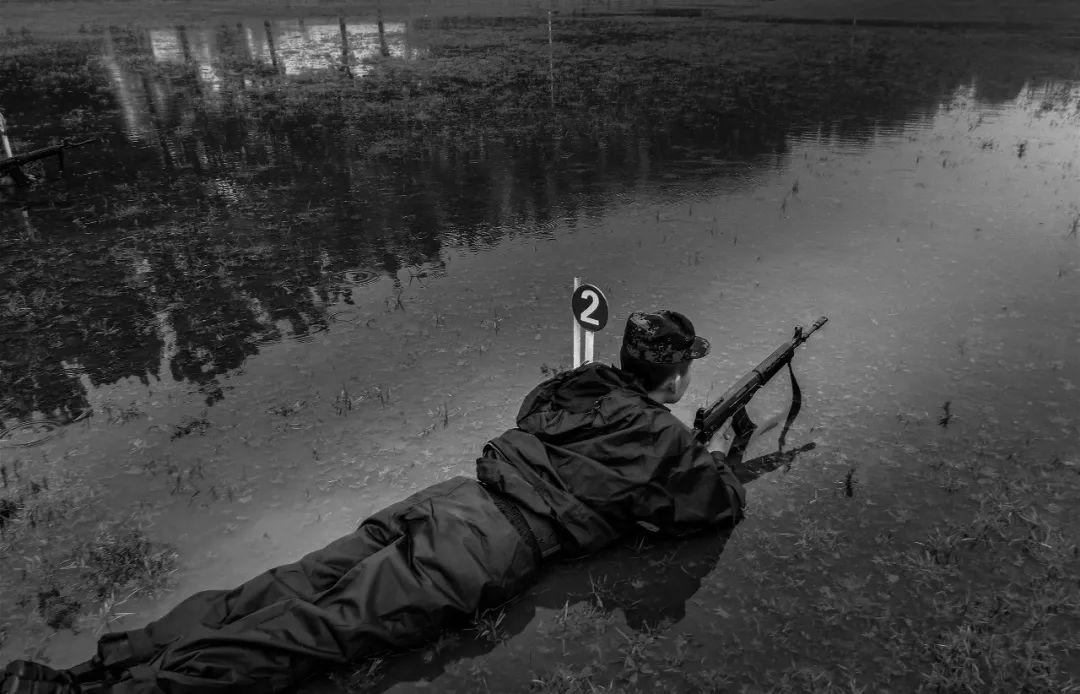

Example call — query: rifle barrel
[692,316,829,444]
[803,316,828,340]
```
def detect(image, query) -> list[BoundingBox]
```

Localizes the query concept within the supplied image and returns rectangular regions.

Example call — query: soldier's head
[619,310,710,404]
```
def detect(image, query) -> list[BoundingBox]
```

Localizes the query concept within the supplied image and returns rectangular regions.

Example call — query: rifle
[692,317,828,451]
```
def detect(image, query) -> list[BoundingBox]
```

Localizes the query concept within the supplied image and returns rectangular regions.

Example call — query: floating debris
[937,401,952,429]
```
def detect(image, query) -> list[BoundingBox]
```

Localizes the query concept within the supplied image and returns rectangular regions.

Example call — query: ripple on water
[328,310,361,323]
[251,317,331,346]
[337,269,380,286]
[539,217,569,232]
[0,420,61,447]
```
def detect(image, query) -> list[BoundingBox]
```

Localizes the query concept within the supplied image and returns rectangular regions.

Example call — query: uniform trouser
[89,477,540,693]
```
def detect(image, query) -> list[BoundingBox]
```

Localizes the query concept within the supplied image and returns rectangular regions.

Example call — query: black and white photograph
[1,0,1078,692]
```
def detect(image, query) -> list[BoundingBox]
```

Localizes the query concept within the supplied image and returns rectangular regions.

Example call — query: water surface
[1,4,1078,689]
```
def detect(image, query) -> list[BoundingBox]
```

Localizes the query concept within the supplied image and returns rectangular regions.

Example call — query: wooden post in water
[0,111,13,159]
[19,210,36,240]
[0,111,28,185]
[0,110,24,185]
[264,20,280,72]
[377,4,390,58]
[178,25,194,65]
[339,16,350,72]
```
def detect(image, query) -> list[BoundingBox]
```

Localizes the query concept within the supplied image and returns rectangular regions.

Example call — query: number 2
[579,289,600,326]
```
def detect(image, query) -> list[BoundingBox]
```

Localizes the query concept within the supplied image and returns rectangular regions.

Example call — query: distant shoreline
[712,0,1080,30]
[6,0,1080,34]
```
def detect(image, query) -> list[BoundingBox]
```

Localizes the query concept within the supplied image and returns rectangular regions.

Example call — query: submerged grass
[0,462,177,658]
[553,448,1079,693]
[336,443,1080,693]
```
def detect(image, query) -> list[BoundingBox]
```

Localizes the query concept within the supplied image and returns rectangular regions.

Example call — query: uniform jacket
[477,362,746,555]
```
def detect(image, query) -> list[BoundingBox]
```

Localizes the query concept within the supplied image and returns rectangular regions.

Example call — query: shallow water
[1,3,1079,688]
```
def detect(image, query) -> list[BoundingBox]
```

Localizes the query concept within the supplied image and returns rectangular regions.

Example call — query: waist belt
[96,630,157,676]
[485,487,561,561]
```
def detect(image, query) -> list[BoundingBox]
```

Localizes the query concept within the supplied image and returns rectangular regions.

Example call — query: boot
[0,660,80,694]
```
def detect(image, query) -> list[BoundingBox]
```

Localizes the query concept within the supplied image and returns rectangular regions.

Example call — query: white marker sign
[571,280,609,367]
[571,283,609,332]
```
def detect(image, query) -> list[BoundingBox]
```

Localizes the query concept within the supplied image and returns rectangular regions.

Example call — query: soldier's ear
[663,373,681,401]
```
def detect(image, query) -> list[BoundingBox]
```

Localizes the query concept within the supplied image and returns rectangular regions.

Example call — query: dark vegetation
[2,14,1074,428]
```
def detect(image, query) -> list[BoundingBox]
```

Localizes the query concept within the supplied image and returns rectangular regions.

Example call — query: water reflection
[317,527,737,693]
[102,19,421,145]
[144,19,419,89]
[1,13,1077,430]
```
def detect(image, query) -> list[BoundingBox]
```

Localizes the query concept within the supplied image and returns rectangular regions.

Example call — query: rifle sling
[778,359,802,452]
[727,405,757,466]
[729,358,803,464]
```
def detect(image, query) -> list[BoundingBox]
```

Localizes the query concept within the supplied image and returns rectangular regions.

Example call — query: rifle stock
[692,316,828,445]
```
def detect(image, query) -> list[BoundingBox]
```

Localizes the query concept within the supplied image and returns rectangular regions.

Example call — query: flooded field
[2,0,1079,691]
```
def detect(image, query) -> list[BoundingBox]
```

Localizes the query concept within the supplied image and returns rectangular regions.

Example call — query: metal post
[573,277,582,367]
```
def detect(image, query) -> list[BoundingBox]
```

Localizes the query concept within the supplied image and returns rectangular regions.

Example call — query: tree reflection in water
[0,11,1070,430]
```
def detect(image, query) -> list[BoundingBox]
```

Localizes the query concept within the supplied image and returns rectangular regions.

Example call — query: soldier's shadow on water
[304,443,815,693]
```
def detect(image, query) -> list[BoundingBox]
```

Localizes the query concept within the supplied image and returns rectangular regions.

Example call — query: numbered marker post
[571,279,609,367]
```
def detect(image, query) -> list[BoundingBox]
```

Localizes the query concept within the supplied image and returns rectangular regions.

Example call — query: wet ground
[2,0,1079,691]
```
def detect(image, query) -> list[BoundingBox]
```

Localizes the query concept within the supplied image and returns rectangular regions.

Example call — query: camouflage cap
[622,310,710,364]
